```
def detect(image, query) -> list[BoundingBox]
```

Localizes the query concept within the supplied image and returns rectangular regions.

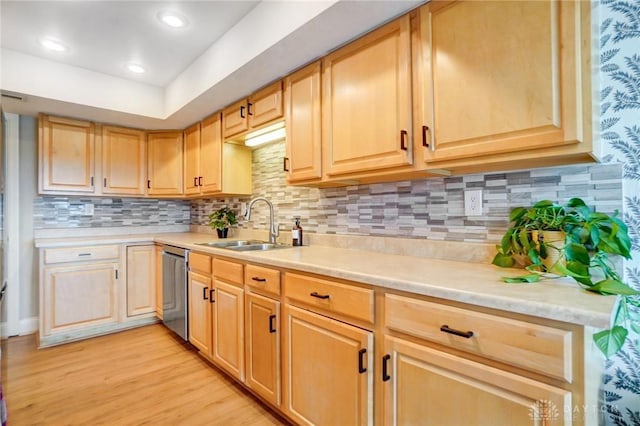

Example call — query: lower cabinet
[188,270,213,355]
[283,304,373,426]
[42,262,119,336]
[381,336,571,425]
[126,245,156,316]
[245,291,281,407]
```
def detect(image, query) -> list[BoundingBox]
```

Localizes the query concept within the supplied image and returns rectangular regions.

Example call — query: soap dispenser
[292,217,303,246]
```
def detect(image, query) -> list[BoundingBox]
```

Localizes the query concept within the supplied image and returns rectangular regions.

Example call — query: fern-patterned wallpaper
[600,0,640,424]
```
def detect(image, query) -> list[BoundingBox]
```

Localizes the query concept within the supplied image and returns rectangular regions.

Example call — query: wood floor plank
[1,324,288,425]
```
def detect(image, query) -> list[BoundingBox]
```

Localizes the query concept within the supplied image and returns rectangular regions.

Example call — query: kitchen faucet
[245,197,280,244]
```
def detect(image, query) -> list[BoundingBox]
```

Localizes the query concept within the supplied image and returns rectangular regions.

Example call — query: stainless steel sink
[196,240,290,251]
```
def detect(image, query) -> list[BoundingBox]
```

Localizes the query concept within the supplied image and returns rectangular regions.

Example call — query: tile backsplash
[34,196,190,229]
[191,141,623,243]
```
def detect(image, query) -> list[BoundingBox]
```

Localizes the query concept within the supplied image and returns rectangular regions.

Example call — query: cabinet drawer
[44,245,120,264]
[245,264,281,296]
[213,258,243,286]
[385,294,573,382]
[284,272,374,324]
[189,252,212,275]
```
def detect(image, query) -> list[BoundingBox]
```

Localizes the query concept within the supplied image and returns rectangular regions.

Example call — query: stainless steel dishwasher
[162,245,188,340]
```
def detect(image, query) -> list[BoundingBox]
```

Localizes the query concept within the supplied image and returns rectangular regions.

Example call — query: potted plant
[493,198,639,357]
[208,207,237,238]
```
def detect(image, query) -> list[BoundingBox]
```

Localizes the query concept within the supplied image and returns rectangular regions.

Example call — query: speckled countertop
[36,231,615,329]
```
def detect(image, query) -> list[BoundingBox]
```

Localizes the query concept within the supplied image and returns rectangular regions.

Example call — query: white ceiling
[0,0,423,129]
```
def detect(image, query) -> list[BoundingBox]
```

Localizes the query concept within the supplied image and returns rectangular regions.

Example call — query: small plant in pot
[208,207,237,238]
[492,198,640,357]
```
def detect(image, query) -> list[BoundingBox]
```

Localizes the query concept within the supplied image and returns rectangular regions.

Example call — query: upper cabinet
[322,15,413,179]
[223,81,283,139]
[147,131,183,197]
[284,61,323,184]
[185,113,252,197]
[39,114,95,194]
[102,126,146,195]
[414,0,593,172]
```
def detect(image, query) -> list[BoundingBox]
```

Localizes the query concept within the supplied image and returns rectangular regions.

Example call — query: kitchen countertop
[36,231,615,329]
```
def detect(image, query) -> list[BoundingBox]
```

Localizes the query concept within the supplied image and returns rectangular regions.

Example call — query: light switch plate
[464,189,483,216]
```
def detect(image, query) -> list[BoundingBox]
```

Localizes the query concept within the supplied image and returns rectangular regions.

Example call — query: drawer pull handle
[251,277,267,282]
[209,289,215,303]
[358,348,367,374]
[382,354,391,381]
[203,287,208,301]
[78,253,92,257]
[269,314,276,333]
[310,292,330,300]
[440,325,474,339]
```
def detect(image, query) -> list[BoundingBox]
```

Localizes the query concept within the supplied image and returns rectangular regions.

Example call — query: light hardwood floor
[1,324,289,425]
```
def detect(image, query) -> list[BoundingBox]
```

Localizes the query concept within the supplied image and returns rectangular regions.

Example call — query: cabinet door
[222,99,249,139]
[285,62,322,183]
[212,280,245,381]
[42,263,118,335]
[249,81,283,129]
[126,245,156,317]
[39,115,95,193]
[188,271,212,355]
[200,113,223,194]
[382,336,572,425]
[416,1,580,164]
[102,125,146,195]
[154,245,163,319]
[245,292,280,406]
[283,305,373,426]
[183,123,201,196]
[322,16,412,178]
[147,132,183,196]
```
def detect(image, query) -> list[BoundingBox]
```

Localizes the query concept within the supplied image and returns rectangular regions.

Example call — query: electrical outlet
[464,189,483,216]
[84,203,94,216]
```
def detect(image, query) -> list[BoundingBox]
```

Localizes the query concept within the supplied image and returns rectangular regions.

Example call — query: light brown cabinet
[414,0,593,173]
[283,304,373,426]
[188,252,213,355]
[102,125,146,195]
[185,113,252,197]
[322,15,413,179]
[39,114,96,194]
[223,81,283,139]
[126,245,156,317]
[284,61,322,184]
[146,131,183,196]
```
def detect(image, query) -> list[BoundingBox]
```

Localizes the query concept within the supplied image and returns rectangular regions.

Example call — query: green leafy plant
[493,198,640,357]
[208,207,238,230]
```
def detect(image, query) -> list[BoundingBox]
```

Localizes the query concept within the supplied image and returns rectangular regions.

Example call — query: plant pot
[532,230,565,271]
[216,228,229,239]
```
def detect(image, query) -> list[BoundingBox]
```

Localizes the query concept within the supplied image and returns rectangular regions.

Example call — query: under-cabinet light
[244,122,286,147]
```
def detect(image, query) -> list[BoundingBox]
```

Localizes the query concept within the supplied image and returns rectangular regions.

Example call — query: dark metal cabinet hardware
[422,125,430,147]
[382,354,391,381]
[400,130,408,151]
[283,157,290,172]
[209,289,215,303]
[251,277,267,282]
[310,292,330,300]
[240,105,246,119]
[203,287,208,300]
[358,348,367,373]
[269,314,277,333]
[440,324,474,339]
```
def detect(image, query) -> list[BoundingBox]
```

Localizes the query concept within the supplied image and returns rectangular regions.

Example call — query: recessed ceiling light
[126,63,146,74]
[39,37,68,52]
[157,11,188,28]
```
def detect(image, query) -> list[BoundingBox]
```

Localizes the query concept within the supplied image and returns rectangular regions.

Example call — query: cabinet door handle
[382,354,391,381]
[209,289,215,303]
[358,348,367,374]
[78,253,92,257]
[283,157,289,172]
[203,287,208,300]
[240,105,246,119]
[90,176,94,186]
[400,130,408,151]
[103,177,107,187]
[269,314,276,333]
[251,277,267,282]
[147,179,151,189]
[115,269,119,280]
[310,291,330,300]
[440,324,474,339]
[247,102,253,116]
[422,125,430,148]
[198,177,202,186]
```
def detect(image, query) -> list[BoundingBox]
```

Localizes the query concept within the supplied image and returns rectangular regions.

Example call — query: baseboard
[0,316,38,338]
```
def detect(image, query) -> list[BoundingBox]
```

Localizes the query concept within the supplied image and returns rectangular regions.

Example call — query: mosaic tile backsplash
[191,140,623,243]
[34,196,190,229]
